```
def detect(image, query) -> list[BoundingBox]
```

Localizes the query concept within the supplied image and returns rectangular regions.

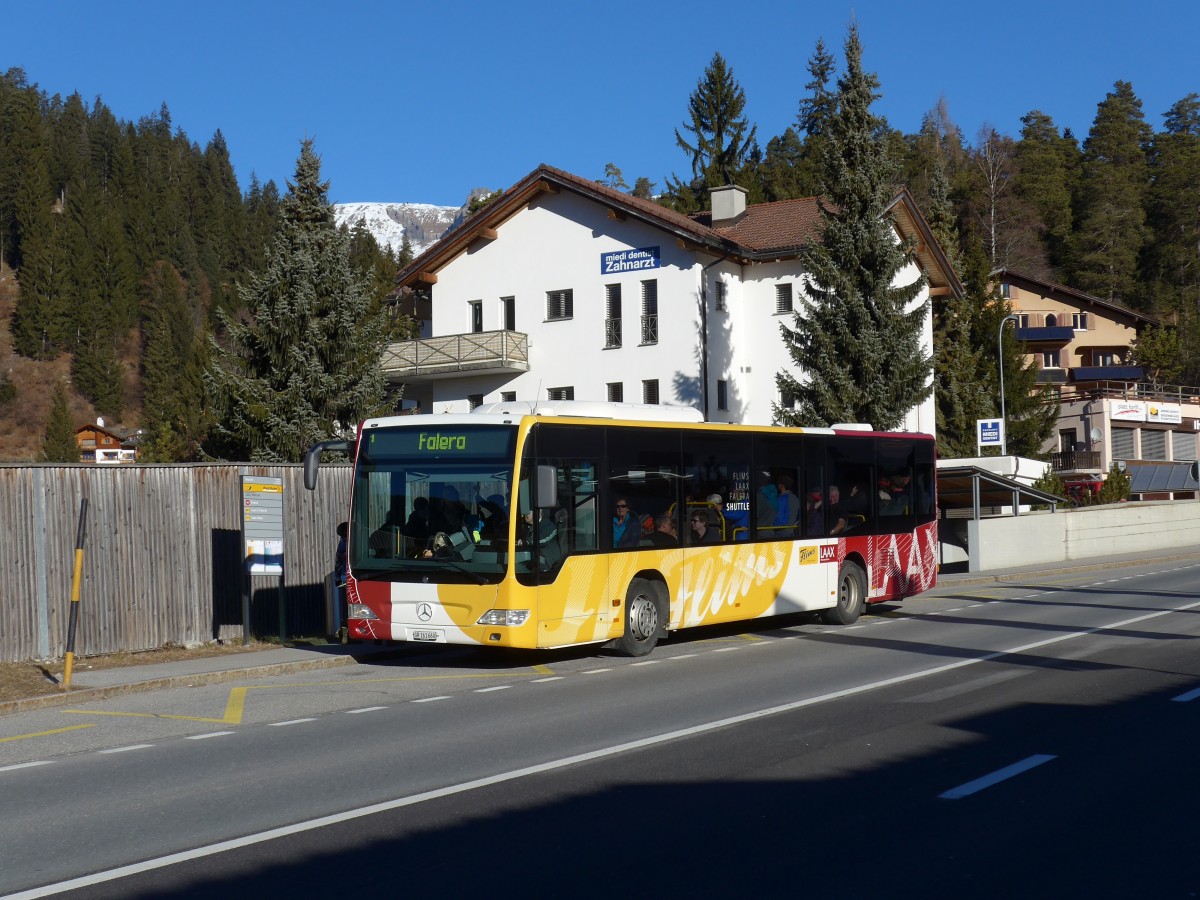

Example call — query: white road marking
[185,731,235,740]
[474,685,512,693]
[268,719,316,727]
[99,744,154,754]
[581,668,611,675]
[15,593,1199,900]
[531,676,564,682]
[939,754,1057,800]
[345,707,388,714]
[0,761,53,773]
[412,696,450,703]
[714,647,741,652]
[1171,686,1200,703]
[629,661,659,667]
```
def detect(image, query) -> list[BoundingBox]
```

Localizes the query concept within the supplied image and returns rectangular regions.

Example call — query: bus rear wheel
[821,561,865,625]
[614,577,662,657]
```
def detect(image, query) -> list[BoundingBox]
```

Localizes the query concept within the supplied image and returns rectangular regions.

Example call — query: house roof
[996,268,1160,327]
[395,164,963,298]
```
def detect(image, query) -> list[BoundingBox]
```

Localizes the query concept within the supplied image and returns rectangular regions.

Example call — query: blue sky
[7,1,1199,207]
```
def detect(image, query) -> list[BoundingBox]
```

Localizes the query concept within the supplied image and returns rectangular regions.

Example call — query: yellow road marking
[0,723,95,743]
[62,671,551,725]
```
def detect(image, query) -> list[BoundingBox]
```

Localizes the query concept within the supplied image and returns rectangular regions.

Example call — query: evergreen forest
[1,38,1197,461]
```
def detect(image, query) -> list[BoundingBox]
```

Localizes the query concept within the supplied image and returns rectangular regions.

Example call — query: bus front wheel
[614,577,662,657]
[821,561,865,625]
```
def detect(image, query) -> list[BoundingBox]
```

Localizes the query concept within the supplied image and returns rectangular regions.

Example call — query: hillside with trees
[0,68,408,461]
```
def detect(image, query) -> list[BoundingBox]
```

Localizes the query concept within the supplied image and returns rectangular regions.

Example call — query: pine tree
[775,25,930,432]
[205,139,391,462]
[1015,110,1075,273]
[760,128,805,201]
[138,261,208,461]
[665,53,758,211]
[794,38,838,197]
[42,381,78,462]
[1070,81,1152,305]
[1144,95,1200,315]
[933,240,990,456]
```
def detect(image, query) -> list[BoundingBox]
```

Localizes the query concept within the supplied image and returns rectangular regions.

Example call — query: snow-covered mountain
[333,201,461,256]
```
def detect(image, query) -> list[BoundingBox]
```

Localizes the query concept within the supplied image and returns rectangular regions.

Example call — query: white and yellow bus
[304,401,938,656]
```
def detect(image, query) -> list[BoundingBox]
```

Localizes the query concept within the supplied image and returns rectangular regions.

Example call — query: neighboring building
[75,418,142,464]
[998,269,1198,499]
[390,164,961,433]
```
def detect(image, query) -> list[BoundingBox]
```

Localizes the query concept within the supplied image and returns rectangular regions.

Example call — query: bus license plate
[409,628,443,643]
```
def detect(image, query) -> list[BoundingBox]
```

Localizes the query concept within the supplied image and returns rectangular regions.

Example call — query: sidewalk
[5,546,1198,718]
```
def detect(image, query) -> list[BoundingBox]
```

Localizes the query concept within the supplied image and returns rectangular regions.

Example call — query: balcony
[380,330,529,382]
[1050,449,1103,475]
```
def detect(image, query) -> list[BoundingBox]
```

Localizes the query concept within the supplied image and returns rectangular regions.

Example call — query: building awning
[1071,366,1145,381]
[937,465,1064,519]
[1015,326,1074,345]
[1127,462,1198,494]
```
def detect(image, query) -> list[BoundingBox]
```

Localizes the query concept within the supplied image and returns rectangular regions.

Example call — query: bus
[304,400,937,656]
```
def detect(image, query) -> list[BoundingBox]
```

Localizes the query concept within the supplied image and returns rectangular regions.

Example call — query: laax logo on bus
[418,432,468,451]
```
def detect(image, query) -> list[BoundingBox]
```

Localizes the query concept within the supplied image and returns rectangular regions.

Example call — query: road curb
[0,653,364,718]
[936,549,1200,589]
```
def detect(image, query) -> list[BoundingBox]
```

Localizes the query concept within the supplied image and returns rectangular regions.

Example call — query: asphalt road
[2,558,1199,899]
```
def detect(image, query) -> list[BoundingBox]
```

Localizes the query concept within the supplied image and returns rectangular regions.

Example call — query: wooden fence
[0,463,351,664]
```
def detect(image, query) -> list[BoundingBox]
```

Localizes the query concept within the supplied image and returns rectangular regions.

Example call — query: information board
[242,475,284,575]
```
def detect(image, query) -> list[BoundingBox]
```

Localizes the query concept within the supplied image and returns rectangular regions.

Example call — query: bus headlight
[477,609,530,627]
[347,603,379,621]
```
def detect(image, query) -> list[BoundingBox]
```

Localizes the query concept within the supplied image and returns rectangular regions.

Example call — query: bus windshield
[348,424,518,583]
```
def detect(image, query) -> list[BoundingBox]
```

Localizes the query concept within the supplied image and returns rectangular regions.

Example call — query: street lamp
[998,313,1020,457]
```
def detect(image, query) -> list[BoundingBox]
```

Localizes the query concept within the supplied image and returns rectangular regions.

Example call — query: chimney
[710,185,747,226]
[97,416,105,428]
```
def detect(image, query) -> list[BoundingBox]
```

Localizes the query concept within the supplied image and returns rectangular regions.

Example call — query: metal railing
[380,329,529,379]
[1066,380,1200,404]
[605,318,622,348]
[1050,450,1103,473]
[641,314,658,345]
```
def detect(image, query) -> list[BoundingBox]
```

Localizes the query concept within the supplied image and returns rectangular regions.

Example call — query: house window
[1111,427,1135,460]
[1142,429,1167,461]
[1173,431,1197,462]
[1000,283,1011,299]
[501,296,516,331]
[468,393,484,410]
[607,382,623,402]
[1072,312,1088,330]
[1042,350,1061,368]
[642,379,659,405]
[1045,313,1058,327]
[714,280,726,312]
[1016,313,1030,328]
[775,283,793,314]
[717,380,728,411]
[546,289,573,320]
[1093,350,1119,367]
[501,391,516,402]
[469,300,483,333]
[605,284,622,348]
[547,386,574,401]
[641,280,658,344]
[780,388,798,410]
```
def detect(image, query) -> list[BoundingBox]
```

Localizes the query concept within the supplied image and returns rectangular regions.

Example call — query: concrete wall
[966,500,1200,571]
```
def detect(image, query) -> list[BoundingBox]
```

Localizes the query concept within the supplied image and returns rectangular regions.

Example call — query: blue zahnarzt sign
[977,418,1003,447]
[601,246,660,274]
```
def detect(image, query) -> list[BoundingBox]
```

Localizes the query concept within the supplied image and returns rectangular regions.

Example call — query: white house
[388,164,961,432]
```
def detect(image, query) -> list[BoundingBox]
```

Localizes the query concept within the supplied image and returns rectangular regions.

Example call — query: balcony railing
[1050,450,1103,473]
[605,318,622,348]
[641,314,658,345]
[380,329,529,381]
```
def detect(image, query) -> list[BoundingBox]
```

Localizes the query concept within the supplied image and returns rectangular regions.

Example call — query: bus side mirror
[536,464,558,509]
[303,439,353,490]
[1191,461,1200,485]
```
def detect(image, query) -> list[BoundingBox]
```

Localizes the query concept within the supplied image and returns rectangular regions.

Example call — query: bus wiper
[423,559,489,585]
